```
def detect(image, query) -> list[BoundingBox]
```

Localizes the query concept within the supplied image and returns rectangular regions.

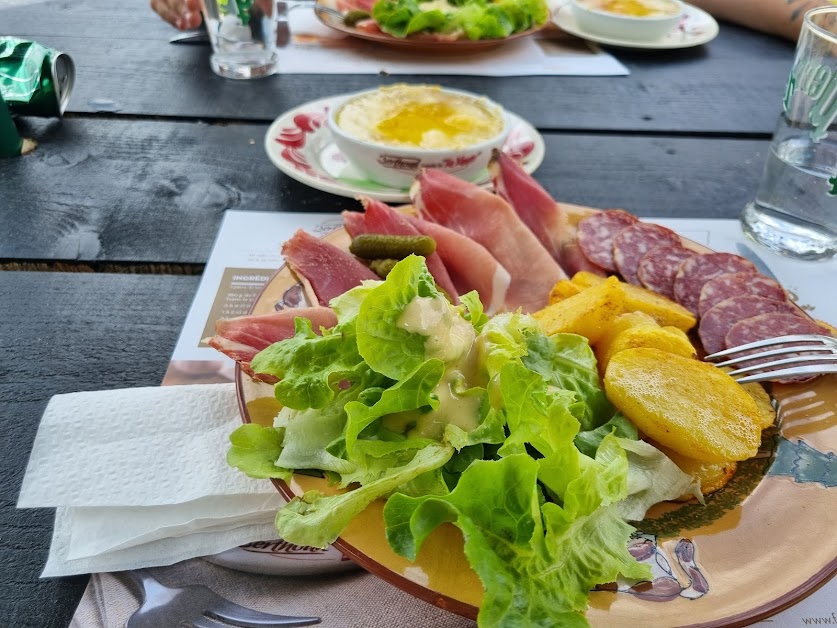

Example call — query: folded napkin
[18,383,283,576]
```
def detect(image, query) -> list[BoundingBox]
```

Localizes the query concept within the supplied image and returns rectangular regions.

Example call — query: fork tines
[704,334,837,383]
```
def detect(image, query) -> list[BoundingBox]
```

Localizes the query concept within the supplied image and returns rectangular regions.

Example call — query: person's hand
[151,0,203,30]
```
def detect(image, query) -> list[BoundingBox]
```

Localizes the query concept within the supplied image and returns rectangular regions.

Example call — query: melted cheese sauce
[579,0,680,17]
[336,85,504,150]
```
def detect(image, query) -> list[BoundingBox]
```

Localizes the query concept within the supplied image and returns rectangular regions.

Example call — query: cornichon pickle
[370,258,399,278]
[349,234,436,260]
[343,10,371,26]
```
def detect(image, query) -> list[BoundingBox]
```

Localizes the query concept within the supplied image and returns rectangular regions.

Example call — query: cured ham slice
[407,215,511,315]
[342,198,459,302]
[411,168,566,313]
[282,229,378,306]
[489,150,567,262]
[207,307,338,381]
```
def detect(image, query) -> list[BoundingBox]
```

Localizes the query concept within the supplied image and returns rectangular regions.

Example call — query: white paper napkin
[17,383,285,577]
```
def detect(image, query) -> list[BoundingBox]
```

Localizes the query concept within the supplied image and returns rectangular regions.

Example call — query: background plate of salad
[314,0,551,51]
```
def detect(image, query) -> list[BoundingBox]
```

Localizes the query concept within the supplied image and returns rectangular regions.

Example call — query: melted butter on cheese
[579,0,680,17]
[386,295,483,439]
[336,84,503,150]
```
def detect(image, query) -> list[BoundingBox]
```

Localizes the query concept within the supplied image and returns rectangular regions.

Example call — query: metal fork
[123,569,321,628]
[704,334,837,383]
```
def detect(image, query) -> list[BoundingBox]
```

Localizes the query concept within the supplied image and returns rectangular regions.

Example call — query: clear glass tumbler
[741,6,837,260]
[202,0,279,79]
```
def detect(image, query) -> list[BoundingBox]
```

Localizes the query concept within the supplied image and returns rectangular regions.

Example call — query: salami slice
[613,223,682,285]
[560,239,608,277]
[576,210,638,272]
[698,295,803,355]
[636,245,697,300]
[725,313,831,383]
[673,253,757,316]
[698,272,787,318]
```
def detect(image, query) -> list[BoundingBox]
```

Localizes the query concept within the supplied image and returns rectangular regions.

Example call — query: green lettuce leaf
[384,454,650,627]
[250,317,365,411]
[276,443,453,548]
[226,423,291,480]
[356,255,445,380]
[616,438,702,521]
[574,412,638,458]
[521,332,614,431]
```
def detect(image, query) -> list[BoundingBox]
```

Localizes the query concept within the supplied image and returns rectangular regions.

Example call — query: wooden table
[0,1,799,625]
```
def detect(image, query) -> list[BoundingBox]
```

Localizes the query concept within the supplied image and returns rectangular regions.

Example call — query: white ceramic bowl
[327,86,511,189]
[570,0,684,41]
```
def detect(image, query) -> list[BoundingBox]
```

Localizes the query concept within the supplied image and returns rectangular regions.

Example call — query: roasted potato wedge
[549,279,583,304]
[597,325,697,375]
[571,271,696,332]
[604,348,762,463]
[534,276,625,343]
[654,441,737,500]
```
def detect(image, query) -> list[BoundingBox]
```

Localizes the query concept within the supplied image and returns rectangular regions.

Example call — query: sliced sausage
[674,253,758,316]
[636,245,697,300]
[698,272,787,318]
[576,210,638,272]
[725,313,832,383]
[698,295,803,355]
[613,223,682,286]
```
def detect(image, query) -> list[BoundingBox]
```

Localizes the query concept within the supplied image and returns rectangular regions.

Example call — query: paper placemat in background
[71,211,835,626]
[276,9,628,76]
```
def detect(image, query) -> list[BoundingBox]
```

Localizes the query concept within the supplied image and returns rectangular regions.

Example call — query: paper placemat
[276,9,629,76]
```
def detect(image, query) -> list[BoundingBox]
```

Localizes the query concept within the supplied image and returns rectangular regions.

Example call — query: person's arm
[689,0,833,40]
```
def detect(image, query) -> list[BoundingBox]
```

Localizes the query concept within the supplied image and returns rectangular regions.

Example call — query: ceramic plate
[552,1,719,50]
[236,207,837,624]
[264,95,545,203]
[313,5,549,53]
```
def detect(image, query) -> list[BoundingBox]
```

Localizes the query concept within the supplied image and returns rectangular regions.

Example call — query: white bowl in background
[327,85,510,189]
[570,0,684,41]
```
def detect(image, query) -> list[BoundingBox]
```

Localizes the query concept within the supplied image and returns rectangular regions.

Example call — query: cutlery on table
[169,30,210,45]
[705,334,837,383]
[123,568,321,628]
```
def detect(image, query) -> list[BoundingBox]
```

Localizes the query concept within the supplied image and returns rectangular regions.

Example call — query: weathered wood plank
[0,271,200,628]
[1,0,794,133]
[1,116,767,262]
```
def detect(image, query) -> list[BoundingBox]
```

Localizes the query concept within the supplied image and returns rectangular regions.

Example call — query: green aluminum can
[0,37,75,118]
[0,90,24,158]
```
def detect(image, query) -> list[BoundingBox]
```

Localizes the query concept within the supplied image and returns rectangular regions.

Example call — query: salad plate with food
[313,0,551,51]
[208,150,837,626]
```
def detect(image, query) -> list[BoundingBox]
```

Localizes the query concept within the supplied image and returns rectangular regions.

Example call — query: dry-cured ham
[488,150,567,261]
[406,215,511,315]
[411,168,566,313]
[341,197,459,302]
[673,253,757,316]
[612,222,681,286]
[576,210,638,272]
[207,307,338,381]
[698,295,803,355]
[698,272,786,318]
[282,229,378,306]
[636,245,697,300]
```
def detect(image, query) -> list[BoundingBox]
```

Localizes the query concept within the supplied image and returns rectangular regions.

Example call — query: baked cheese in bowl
[571,0,684,41]
[328,84,510,188]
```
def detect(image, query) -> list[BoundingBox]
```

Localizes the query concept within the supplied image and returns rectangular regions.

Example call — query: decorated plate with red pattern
[264,94,544,203]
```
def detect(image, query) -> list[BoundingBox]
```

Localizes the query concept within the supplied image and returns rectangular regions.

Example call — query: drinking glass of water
[202,0,279,79]
[741,6,837,260]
